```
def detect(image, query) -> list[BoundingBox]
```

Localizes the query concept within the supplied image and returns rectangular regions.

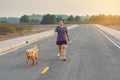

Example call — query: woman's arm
[65,27,71,41]
[66,31,71,41]
[50,32,57,38]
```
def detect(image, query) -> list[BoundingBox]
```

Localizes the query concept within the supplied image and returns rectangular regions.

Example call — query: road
[0,24,120,80]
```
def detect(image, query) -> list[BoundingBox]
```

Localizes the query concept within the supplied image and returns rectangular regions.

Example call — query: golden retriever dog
[26,46,38,68]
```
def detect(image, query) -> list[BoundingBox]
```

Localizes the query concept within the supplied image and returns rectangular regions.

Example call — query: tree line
[19,14,120,25]
[20,14,81,24]
[84,14,120,26]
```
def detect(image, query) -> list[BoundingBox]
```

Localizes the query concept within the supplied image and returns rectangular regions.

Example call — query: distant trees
[19,14,82,24]
[67,15,81,23]
[41,14,56,24]
[75,16,81,22]
[86,14,120,25]
[20,15,40,24]
[89,14,107,22]
[19,14,120,25]
[67,15,75,22]
[29,19,39,24]
[20,15,29,23]
[0,17,19,23]
[56,16,63,23]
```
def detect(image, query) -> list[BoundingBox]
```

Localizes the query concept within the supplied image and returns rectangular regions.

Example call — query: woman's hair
[59,19,64,23]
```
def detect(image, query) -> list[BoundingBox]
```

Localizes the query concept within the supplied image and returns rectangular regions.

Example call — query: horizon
[0,13,120,18]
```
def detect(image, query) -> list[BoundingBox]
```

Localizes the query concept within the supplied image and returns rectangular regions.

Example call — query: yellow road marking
[41,66,50,74]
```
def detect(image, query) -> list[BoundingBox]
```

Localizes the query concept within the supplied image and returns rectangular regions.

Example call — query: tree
[75,16,81,22]
[30,19,40,23]
[97,14,107,21]
[89,15,96,21]
[41,14,56,24]
[67,15,75,22]
[20,15,29,23]
[56,16,63,23]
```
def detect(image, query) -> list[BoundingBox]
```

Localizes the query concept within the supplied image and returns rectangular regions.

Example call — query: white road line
[114,40,120,45]
[96,28,120,49]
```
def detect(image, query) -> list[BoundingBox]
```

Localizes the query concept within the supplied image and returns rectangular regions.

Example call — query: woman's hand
[51,32,57,38]
[68,39,72,43]
[69,40,72,43]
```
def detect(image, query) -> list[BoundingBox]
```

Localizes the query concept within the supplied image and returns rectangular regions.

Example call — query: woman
[54,19,71,61]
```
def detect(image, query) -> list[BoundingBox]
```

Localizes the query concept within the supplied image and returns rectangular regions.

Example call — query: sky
[0,0,120,17]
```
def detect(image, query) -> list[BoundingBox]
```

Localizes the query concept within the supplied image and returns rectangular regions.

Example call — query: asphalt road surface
[0,24,120,80]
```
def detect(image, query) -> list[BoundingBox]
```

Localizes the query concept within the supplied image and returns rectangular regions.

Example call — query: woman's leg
[62,44,67,60]
[58,45,63,59]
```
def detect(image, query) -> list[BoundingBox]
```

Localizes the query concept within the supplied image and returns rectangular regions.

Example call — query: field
[0,23,71,41]
[0,23,56,41]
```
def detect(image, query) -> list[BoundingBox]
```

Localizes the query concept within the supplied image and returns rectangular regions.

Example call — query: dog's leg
[32,59,35,66]
[35,57,38,65]
[26,58,29,68]
[36,52,38,65]
[35,48,38,65]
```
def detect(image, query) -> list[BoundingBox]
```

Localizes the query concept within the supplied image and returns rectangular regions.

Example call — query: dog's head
[26,49,34,58]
